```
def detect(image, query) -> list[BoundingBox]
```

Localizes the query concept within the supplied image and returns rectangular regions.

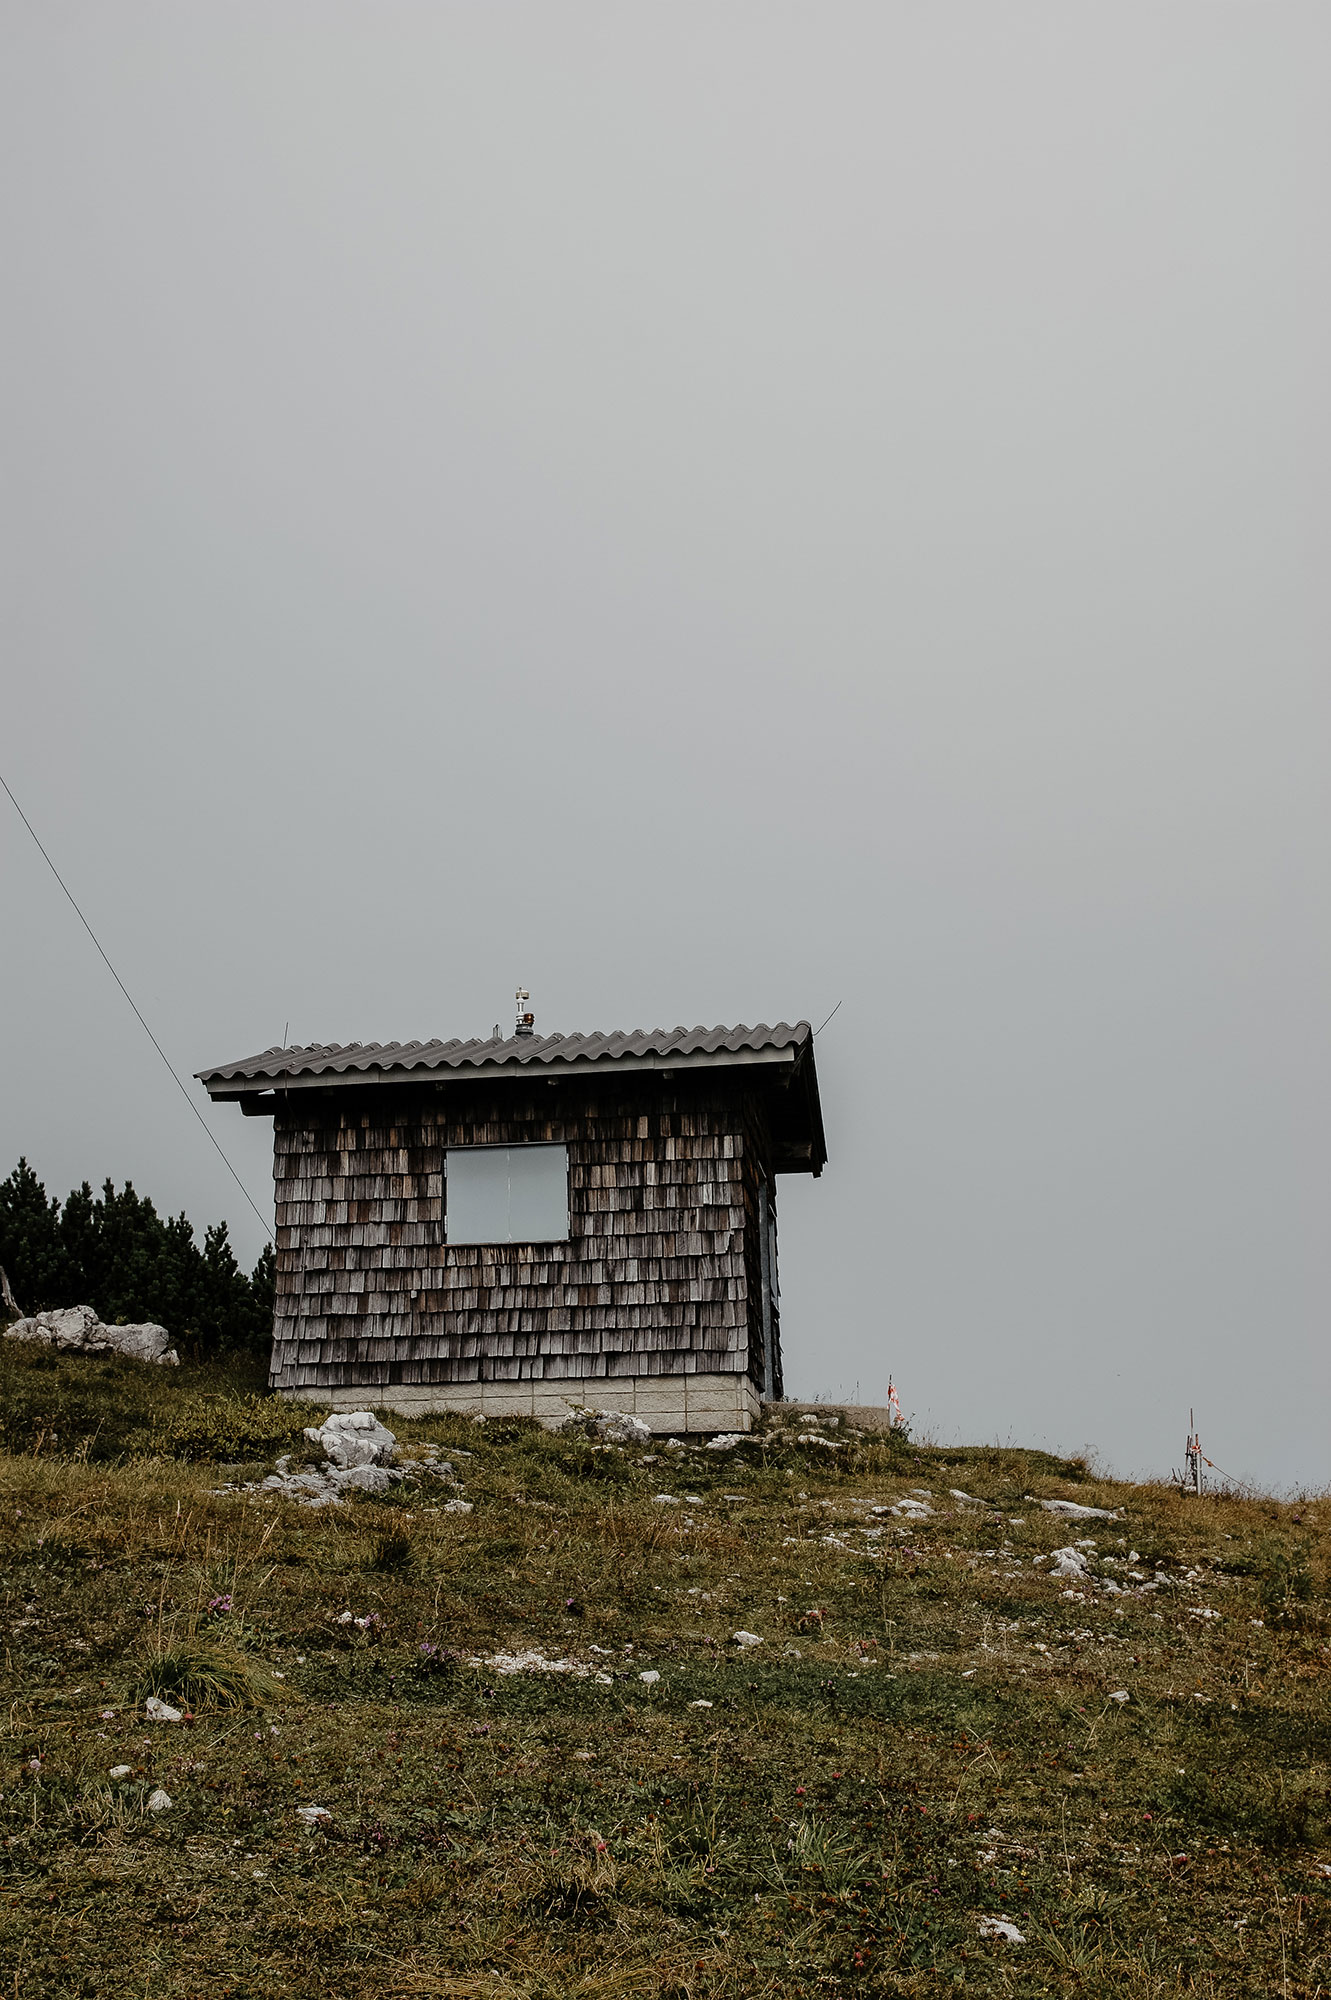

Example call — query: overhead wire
[813,998,842,1036]
[0,767,273,1243]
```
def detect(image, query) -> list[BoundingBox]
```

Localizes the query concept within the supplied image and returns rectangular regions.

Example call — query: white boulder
[5,1303,178,1365]
[333,1463,395,1495]
[558,1407,653,1445]
[303,1410,397,1470]
[220,1416,475,1510]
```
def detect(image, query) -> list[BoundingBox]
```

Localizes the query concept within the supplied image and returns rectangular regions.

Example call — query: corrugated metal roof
[197,1022,812,1087]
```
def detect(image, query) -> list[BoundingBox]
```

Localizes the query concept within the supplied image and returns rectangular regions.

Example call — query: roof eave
[201,1040,801,1099]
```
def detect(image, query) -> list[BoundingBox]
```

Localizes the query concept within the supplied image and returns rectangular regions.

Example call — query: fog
[3,5,1327,1490]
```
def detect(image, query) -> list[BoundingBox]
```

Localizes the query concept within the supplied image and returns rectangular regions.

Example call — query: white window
[445,1143,569,1245]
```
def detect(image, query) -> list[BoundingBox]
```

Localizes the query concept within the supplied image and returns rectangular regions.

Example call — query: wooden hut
[198,1013,826,1433]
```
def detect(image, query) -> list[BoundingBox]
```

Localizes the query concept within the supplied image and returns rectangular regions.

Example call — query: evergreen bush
[0,1158,275,1359]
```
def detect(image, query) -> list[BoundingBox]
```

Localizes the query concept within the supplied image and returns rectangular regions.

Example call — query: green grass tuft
[368,1526,415,1573]
[135,1638,284,1711]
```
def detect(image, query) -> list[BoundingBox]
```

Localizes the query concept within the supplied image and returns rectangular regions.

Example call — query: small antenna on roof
[515,987,535,1038]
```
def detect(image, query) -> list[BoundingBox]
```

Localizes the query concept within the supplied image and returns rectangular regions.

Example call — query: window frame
[443,1140,571,1247]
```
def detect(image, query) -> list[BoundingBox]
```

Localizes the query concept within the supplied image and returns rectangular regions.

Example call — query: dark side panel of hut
[199,1022,826,1433]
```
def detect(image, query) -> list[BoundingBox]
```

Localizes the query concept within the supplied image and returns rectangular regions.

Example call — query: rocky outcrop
[214,1410,471,1509]
[3,1303,178,1365]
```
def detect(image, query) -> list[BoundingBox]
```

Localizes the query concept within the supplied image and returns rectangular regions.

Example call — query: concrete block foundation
[281,1371,762,1435]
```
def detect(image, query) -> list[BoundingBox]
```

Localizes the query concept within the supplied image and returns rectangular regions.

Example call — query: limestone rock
[978,1915,1025,1943]
[5,1304,178,1365]
[217,1414,470,1511]
[591,1410,652,1446]
[303,1410,397,1470]
[557,1407,652,1446]
[333,1463,394,1496]
[1033,1496,1122,1522]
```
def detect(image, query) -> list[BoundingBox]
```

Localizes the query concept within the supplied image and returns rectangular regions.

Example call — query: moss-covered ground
[0,1344,1327,1996]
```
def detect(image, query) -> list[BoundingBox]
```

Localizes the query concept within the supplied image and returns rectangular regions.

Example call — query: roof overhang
[207,1040,797,1098]
[199,1031,827,1175]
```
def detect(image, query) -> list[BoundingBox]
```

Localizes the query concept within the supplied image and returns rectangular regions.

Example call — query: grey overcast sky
[3,5,1327,1492]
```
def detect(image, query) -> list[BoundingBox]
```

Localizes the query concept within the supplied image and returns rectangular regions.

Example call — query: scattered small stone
[978,1915,1025,1943]
[474,1651,593,1677]
[557,1408,652,1445]
[145,1696,183,1723]
[146,1788,173,1812]
[109,1765,131,1779]
[638,1670,661,1685]
[732,1630,763,1648]
[296,1805,331,1824]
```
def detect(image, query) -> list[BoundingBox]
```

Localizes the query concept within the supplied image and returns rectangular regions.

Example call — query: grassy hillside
[0,1344,1327,1997]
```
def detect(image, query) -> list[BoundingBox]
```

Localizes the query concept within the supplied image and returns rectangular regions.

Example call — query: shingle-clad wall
[269,1078,772,1402]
